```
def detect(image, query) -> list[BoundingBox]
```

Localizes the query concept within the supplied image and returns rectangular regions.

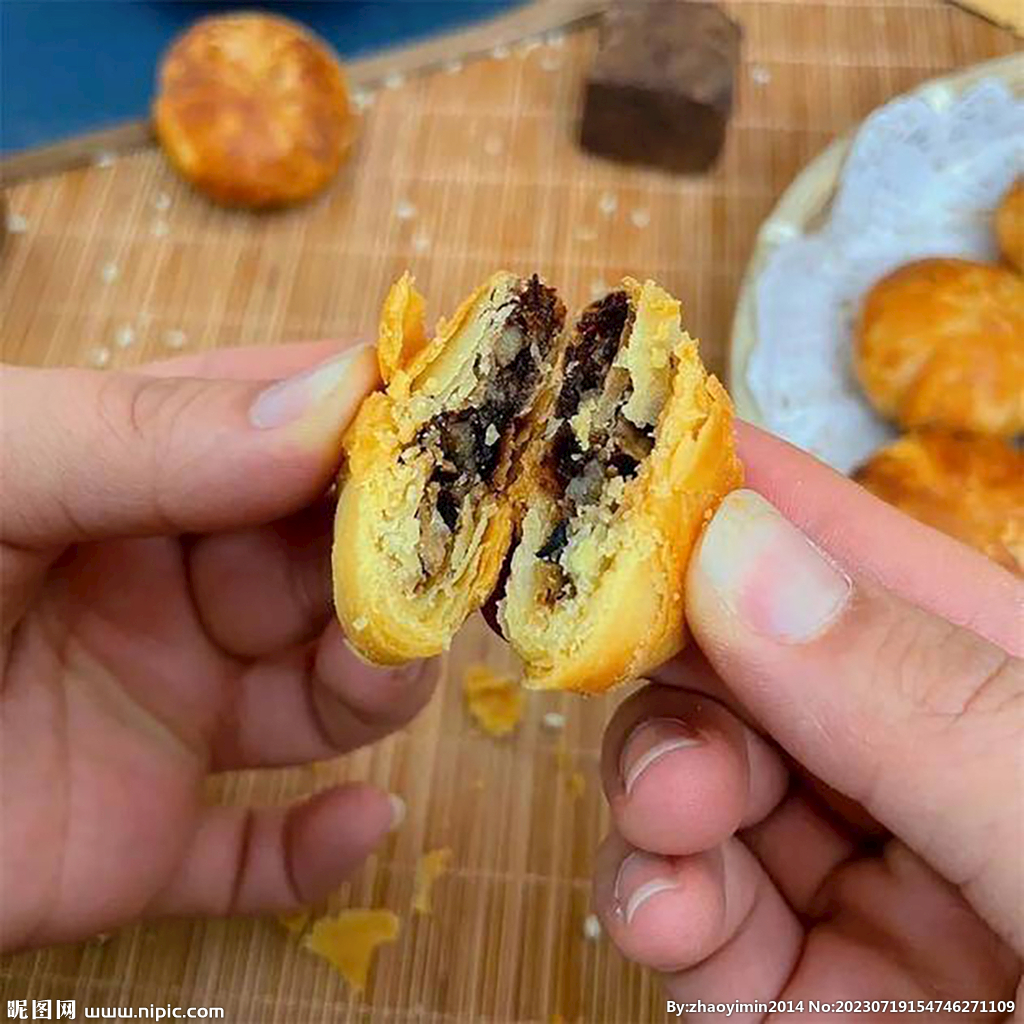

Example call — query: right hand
[593,425,1023,1021]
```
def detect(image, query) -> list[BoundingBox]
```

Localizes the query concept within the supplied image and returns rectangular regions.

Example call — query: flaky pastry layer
[333,272,564,663]
[499,278,742,693]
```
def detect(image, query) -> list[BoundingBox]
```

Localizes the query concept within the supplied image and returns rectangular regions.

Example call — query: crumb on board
[164,328,187,349]
[151,219,170,238]
[542,711,566,731]
[395,199,417,220]
[463,663,523,737]
[87,346,111,368]
[7,212,28,234]
[100,261,119,283]
[597,191,617,216]
[583,913,602,940]
[412,847,453,915]
[567,771,586,799]
[444,59,464,74]
[384,72,406,90]
[303,909,400,993]
[115,324,135,348]
[630,208,651,229]
[277,909,311,935]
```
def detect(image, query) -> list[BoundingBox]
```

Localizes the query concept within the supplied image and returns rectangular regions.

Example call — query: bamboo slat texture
[0,3,1016,1022]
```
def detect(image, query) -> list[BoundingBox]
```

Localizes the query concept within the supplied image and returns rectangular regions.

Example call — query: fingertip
[314,623,438,733]
[287,784,396,903]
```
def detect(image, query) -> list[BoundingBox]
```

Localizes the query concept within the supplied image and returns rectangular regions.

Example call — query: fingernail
[697,489,852,643]
[387,794,406,832]
[614,851,682,924]
[620,717,703,796]
[249,345,374,429]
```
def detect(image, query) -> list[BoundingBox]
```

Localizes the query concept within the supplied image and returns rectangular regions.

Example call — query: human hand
[594,424,1022,1019]
[1,343,436,951]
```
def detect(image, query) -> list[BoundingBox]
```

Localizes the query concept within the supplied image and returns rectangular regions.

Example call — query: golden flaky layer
[855,431,1024,575]
[333,273,741,692]
[499,279,742,693]
[854,259,1024,437]
[996,177,1024,274]
[333,272,562,663]
[154,13,355,208]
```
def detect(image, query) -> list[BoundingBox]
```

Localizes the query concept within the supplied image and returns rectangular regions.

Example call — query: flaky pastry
[854,259,1024,437]
[333,273,566,663]
[855,431,1023,574]
[154,13,355,208]
[995,176,1024,274]
[333,274,741,692]
[499,280,742,692]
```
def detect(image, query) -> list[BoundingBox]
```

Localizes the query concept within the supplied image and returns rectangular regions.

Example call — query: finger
[736,422,1023,653]
[686,488,1024,950]
[601,682,788,856]
[149,784,402,917]
[142,340,352,381]
[211,627,438,770]
[593,832,802,1017]
[189,500,333,659]
[740,789,858,912]
[1,346,377,547]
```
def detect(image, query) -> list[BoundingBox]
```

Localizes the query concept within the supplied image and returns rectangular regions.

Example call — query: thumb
[686,489,1024,951]
[1,345,377,547]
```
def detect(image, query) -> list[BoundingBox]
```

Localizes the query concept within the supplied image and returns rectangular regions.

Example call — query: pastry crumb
[541,711,566,731]
[567,771,586,799]
[630,208,651,229]
[463,663,523,737]
[7,212,27,234]
[412,231,431,254]
[751,64,772,85]
[597,191,617,216]
[395,199,417,220]
[114,324,135,349]
[384,72,406,89]
[100,261,120,283]
[444,58,464,74]
[277,909,311,935]
[303,909,400,993]
[164,328,187,349]
[583,913,602,940]
[412,847,453,915]
[87,346,111,368]
[93,151,116,168]
[490,43,511,59]
[153,192,172,212]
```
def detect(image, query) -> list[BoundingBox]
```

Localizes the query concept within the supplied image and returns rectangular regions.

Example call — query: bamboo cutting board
[0,3,1016,1022]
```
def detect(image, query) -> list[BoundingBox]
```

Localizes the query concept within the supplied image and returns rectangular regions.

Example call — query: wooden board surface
[0,3,1016,1022]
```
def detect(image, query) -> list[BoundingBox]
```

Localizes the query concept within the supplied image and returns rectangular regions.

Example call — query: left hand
[1,342,436,951]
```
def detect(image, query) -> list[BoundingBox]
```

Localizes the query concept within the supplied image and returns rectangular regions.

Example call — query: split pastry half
[333,272,566,663]
[333,273,741,692]
[499,279,742,693]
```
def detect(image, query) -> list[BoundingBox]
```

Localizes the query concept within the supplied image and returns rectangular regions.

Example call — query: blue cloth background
[1,0,522,153]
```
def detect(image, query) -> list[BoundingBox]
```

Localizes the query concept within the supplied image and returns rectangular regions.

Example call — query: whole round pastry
[995,176,1024,273]
[153,13,355,208]
[854,258,1024,437]
[855,431,1023,574]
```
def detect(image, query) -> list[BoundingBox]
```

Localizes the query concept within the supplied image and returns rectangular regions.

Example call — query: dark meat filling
[538,290,654,570]
[415,276,565,579]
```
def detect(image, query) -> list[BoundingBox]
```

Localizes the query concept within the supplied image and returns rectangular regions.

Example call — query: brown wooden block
[580,1,742,173]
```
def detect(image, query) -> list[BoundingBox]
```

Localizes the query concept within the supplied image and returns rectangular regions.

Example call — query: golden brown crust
[333,272,562,664]
[995,177,1024,274]
[855,431,1024,574]
[153,13,354,208]
[499,279,743,694]
[854,259,1024,437]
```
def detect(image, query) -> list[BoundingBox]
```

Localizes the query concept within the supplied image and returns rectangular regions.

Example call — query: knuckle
[867,599,1023,722]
